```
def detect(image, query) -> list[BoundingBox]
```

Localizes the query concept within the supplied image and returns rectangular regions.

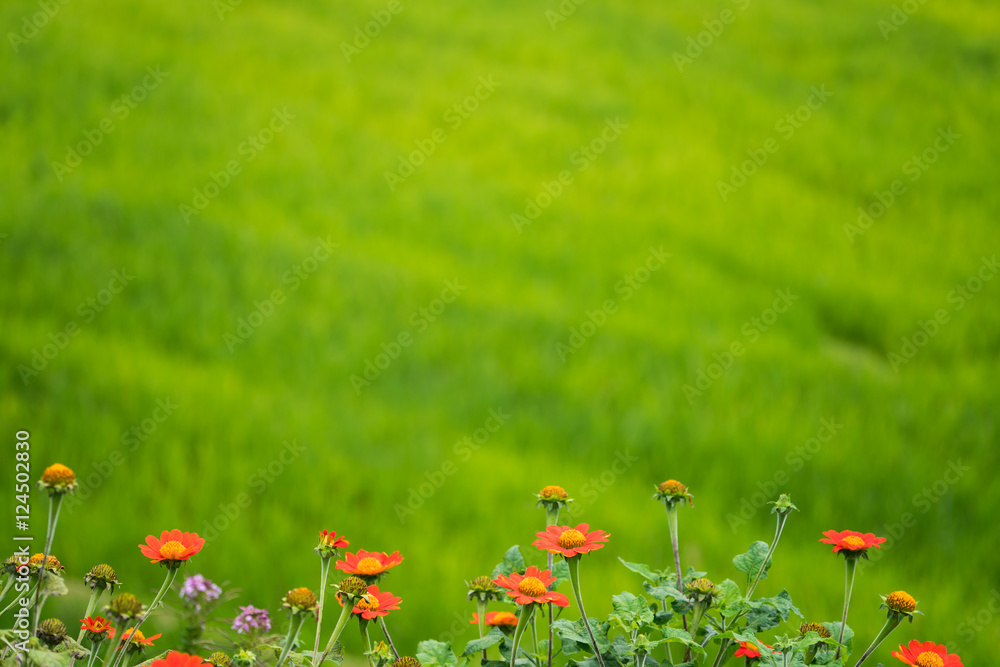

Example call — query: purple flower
[232,605,271,634]
[180,574,222,607]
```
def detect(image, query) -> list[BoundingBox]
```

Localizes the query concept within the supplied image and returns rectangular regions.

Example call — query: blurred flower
[37,618,68,647]
[106,593,145,622]
[892,640,962,667]
[282,587,318,617]
[734,641,775,660]
[150,653,207,667]
[81,616,116,642]
[3,554,25,575]
[533,523,609,558]
[347,585,401,620]
[85,564,120,592]
[392,657,421,667]
[798,622,831,639]
[653,479,693,507]
[494,566,569,607]
[686,577,718,604]
[119,628,161,653]
[470,612,518,627]
[819,530,887,558]
[207,652,231,667]
[232,605,271,634]
[232,650,257,667]
[139,530,205,568]
[335,550,404,581]
[38,463,76,495]
[180,574,222,610]
[28,553,63,574]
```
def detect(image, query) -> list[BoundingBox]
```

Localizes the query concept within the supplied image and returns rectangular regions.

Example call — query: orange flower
[139,530,205,566]
[733,642,775,659]
[819,530,887,555]
[149,653,207,667]
[335,550,404,579]
[892,640,963,667]
[80,616,116,639]
[493,566,570,606]
[119,628,162,648]
[319,530,349,549]
[533,523,610,558]
[470,612,518,627]
[39,463,76,493]
[347,584,401,619]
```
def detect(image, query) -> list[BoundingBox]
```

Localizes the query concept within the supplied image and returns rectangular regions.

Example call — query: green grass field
[2,0,998,664]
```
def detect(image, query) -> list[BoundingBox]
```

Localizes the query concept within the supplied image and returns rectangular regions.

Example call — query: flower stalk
[835,556,858,660]
[111,567,178,667]
[317,598,354,666]
[31,493,64,635]
[312,558,333,666]
[508,604,535,667]
[565,556,605,667]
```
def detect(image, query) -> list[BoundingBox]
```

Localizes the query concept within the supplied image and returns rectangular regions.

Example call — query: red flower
[80,616,115,639]
[470,611,518,627]
[493,566,570,606]
[149,652,207,667]
[119,628,162,648]
[892,640,962,667]
[347,584,401,619]
[533,523,609,558]
[734,642,775,659]
[335,550,404,578]
[819,530,887,555]
[319,530,349,549]
[139,530,205,565]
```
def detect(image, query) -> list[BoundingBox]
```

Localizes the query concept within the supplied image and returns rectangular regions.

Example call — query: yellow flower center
[841,536,866,550]
[41,463,76,485]
[558,529,587,549]
[356,557,383,575]
[886,591,916,613]
[659,479,686,495]
[539,485,568,500]
[518,576,547,597]
[159,541,187,560]
[915,652,943,667]
[357,594,380,611]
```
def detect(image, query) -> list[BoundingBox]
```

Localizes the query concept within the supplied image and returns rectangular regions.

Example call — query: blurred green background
[2,0,998,664]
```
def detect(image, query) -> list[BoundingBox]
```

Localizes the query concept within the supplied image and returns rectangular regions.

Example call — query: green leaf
[643,579,684,602]
[417,640,459,667]
[492,546,525,579]
[41,573,68,597]
[551,560,570,589]
[552,618,611,655]
[462,629,506,657]
[820,623,854,655]
[26,650,71,667]
[745,590,802,632]
[732,541,771,584]
[610,591,655,630]
[716,579,744,617]
[618,559,667,582]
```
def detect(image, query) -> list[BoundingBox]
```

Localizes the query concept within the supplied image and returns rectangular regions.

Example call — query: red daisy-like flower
[533,523,610,558]
[139,530,205,565]
[470,611,518,627]
[493,566,570,606]
[819,530,887,555]
[733,642,776,659]
[149,652,207,667]
[335,550,404,578]
[343,584,401,619]
[80,616,116,639]
[319,530,349,549]
[119,628,162,648]
[892,640,963,667]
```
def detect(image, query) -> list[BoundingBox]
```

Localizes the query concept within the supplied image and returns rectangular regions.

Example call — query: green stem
[530,612,539,659]
[852,615,903,667]
[31,494,63,635]
[379,617,399,659]
[0,578,13,606]
[111,567,178,667]
[77,589,105,643]
[277,614,307,667]
[509,605,535,667]
[835,557,858,661]
[312,559,333,667]
[0,582,37,618]
[86,640,103,667]
[104,620,131,664]
[363,624,375,667]
[566,557,605,667]
[544,508,558,667]
[665,504,690,643]
[476,598,489,662]
[746,514,787,600]
[317,599,354,665]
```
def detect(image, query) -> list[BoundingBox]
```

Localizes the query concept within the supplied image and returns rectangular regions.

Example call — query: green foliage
[416,640,459,667]
[732,541,771,585]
